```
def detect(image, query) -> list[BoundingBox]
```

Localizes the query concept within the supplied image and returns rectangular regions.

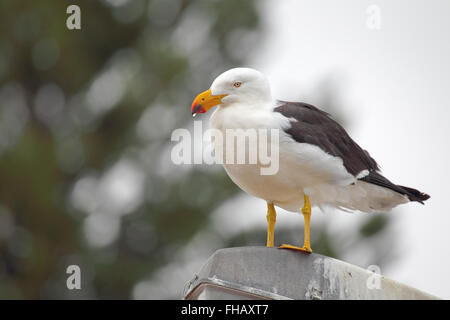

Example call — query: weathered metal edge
[184,277,292,300]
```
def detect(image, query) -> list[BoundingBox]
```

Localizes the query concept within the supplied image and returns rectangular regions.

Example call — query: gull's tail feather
[397,185,430,204]
[360,171,430,204]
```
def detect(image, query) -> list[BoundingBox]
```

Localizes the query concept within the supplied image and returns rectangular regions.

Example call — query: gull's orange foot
[279,244,312,254]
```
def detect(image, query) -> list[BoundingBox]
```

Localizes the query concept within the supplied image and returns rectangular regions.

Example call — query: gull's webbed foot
[278,243,312,254]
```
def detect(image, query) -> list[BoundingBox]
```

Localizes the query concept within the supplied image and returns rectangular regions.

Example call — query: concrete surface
[183,247,438,300]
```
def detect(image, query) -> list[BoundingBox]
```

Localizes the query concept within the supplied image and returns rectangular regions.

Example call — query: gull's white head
[191,68,271,116]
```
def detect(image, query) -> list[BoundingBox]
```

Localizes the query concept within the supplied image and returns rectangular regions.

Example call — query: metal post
[184,247,438,300]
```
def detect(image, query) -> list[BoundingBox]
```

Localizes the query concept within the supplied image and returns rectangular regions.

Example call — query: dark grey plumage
[274,101,430,203]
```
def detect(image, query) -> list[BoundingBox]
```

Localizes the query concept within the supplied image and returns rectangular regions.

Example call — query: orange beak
[191,89,227,117]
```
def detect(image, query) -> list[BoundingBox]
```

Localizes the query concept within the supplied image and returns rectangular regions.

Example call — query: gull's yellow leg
[279,195,313,253]
[266,202,276,247]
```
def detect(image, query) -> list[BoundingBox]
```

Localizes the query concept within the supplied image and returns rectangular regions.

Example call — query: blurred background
[0,0,448,299]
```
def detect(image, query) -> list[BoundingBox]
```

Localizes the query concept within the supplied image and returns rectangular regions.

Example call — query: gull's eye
[233,81,242,88]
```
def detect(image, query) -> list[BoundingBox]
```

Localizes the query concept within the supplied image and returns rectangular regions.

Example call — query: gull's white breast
[209,103,359,212]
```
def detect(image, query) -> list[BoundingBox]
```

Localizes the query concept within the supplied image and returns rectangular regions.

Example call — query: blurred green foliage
[0,0,395,299]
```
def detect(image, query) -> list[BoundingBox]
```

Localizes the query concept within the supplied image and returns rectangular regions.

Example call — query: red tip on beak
[191,102,205,117]
[191,89,227,117]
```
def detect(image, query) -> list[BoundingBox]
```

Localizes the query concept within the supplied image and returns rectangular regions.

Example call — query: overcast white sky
[245,0,450,298]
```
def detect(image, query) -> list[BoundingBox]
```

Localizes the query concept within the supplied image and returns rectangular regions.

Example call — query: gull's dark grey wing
[274,101,379,176]
[274,101,430,203]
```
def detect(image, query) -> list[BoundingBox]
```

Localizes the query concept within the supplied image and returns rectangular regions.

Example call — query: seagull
[191,67,430,253]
